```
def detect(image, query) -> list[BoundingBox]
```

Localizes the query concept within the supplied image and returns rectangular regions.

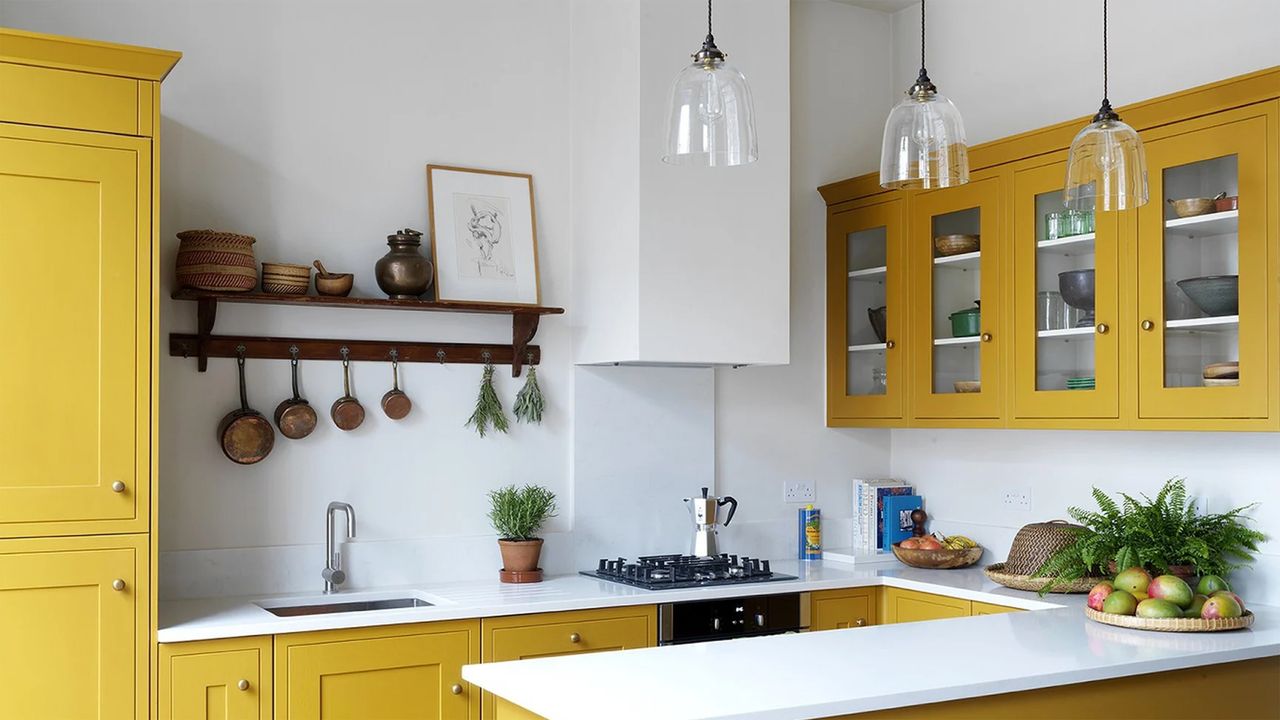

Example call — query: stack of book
[853,479,915,554]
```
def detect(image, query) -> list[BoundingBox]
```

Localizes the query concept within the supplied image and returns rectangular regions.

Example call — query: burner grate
[580,554,796,590]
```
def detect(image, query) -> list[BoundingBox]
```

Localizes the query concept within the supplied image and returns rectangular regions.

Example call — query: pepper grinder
[910,508,928,538]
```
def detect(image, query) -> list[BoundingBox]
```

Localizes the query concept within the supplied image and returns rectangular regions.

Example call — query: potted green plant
[488,484,557,583]
[1034,478,1265,593]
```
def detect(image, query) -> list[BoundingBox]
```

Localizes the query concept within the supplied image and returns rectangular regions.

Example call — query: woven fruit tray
[983,563,1105,594]
[1084,606,1255,633]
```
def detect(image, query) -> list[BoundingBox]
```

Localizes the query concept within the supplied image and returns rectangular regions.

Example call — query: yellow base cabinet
[274,620,480,720]
[881,588,971,624]
[970,601,1021,616]
[0,534,147,720]
[159,636,272,720]
[481,606,656,719]
[811,588,878,630]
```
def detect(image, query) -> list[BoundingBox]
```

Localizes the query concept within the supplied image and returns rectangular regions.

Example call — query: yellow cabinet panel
[0,534,146,720]
[0,124,150,537]
[811,588,878,631]
[882,588,971,624]
[275,620,479,720]
[160,636,272,720]
[971,601,1021,616]
[482,606,655,719]
[0,62,139,135]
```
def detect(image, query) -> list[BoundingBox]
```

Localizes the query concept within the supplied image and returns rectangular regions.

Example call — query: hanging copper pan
[274,347,317,439]
[218,349,275,464]
[330,348,365,431]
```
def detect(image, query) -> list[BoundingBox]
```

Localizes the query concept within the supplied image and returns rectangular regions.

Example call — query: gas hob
[580,553,797,590]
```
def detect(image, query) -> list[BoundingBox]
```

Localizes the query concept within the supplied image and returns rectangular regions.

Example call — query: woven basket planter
[1084,606,1254,633]
[175,230,258,292]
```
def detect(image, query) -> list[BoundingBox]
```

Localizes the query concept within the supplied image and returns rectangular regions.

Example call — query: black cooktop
[580,553,797,590]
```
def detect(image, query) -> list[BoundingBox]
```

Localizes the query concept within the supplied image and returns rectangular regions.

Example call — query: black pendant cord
[1094,0,1118,122]
[696,0,725,62]
[920,0,926,74]
[708,0,713,40]
[911,0,935,93]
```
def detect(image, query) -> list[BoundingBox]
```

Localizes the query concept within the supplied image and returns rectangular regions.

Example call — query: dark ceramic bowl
[1177,275,1239,316]
[1058,269,1096,311]
[867,306,887,343]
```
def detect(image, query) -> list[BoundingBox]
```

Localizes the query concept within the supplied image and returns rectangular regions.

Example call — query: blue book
[874,485,914,550]
[883,495,923,549]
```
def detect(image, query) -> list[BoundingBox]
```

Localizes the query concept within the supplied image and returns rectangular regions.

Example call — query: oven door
[658,593,809,645]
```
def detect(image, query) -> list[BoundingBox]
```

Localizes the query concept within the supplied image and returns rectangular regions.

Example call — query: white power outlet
[783,480,815,503]
[1003,487,1032,511]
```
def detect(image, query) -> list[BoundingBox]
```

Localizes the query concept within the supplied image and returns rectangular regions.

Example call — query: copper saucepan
[330,348,365,431]
[274,346,317,439]
[218,349,275,464]
[381,349,412,420]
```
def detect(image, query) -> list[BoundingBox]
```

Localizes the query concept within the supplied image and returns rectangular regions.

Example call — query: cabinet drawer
[160,636,271,720]
[0,63,140,135]
[811,587,878,631]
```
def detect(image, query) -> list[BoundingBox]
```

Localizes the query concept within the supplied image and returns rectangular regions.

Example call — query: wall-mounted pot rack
[169,288,564,376]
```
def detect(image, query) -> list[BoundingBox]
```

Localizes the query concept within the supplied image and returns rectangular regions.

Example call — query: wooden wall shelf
[170,289,564,375]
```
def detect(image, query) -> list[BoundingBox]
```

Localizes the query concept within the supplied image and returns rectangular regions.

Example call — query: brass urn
[375,228,433,300]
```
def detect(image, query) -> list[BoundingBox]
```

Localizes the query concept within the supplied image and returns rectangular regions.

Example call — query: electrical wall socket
[1002,487,1032,511]
[783,480,815,503]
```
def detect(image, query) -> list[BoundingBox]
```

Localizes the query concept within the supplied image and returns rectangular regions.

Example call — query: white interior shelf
[933,251,981,270]
[1037,233,1096,254]
[847,342,888,353]
[1164,210,1238,237]
[1037,326,1094,339]
[1165,315,1240,332]
[934,336,979,346]
[848,266,887,281]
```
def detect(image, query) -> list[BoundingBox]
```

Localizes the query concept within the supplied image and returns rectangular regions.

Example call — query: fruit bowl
[891,543,983,569]
[1084,606,1254,633]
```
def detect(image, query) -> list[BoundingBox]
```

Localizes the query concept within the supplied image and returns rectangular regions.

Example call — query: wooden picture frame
[426,164,541,305]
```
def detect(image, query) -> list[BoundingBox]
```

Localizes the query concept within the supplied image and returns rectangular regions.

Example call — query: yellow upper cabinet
[0,125,151,537]
[910,173,1005,423]
[1136,104,1277,424]
[828,199,908,425]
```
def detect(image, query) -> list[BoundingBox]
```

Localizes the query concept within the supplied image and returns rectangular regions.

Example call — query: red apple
[899,537,921,550]
[917,537,944,551]
[1087,581,1115,611]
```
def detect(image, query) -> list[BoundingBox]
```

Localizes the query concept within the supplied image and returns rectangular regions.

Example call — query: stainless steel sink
[261,597,433,617]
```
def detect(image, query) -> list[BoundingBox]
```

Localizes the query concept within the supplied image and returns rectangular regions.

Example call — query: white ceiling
[830,0,917,13]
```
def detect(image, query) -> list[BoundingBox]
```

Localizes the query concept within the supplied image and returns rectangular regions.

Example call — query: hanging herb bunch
[513,355,544,425]
[466,357,510,437]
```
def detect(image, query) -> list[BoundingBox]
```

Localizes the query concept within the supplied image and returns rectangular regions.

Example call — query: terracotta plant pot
[498,538,543,573]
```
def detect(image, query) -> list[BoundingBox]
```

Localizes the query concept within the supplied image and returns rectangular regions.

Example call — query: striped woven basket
[1084,606,1254,633]
[175,230,258,292]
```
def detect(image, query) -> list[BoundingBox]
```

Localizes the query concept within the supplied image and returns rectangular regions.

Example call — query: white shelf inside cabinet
[848,342,888,353]
[1037,233,1096,255]
[847,266,887,281]
[1166,315,1239,332]
[1037,326,1094,339]
[934,336,979,347]
[1164,210,1238,237]
[933,251,980,270]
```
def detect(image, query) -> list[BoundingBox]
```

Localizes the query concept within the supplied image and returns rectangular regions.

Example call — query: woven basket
[984,563,1106,594]
[1084,606,1254,633]
[261,262,311,295]
[175,230,258,292]
[1003,520,1083,575]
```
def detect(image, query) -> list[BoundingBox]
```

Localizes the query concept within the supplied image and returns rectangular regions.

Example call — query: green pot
[949,303,981,337]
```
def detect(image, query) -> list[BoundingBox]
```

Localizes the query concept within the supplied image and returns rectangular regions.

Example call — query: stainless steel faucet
[323,501,356,593]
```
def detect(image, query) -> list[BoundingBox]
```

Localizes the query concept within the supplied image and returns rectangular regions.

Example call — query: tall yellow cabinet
[0,28,179,720]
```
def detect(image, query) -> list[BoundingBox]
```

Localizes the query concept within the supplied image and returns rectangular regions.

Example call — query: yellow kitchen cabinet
[159,636,272,720]
[881,588,971,624]
[811,587,878,630]
[0,534,147,720]
[482,606,656,719]
[970,601,1021,616]
[827,198,909,425]
[274,620,480,720]
[909,173,1006,424]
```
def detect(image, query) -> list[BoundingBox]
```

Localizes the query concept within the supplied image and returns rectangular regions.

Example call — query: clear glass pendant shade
[879,88,969,190]
[662,58,757,167]
[1063,114,1148,211]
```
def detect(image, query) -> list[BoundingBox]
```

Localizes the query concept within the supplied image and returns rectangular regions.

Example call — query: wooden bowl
[1203,361,1238,379]
[891,543,983,569]
[1167,197,1215,218]
[954,380,981,393]
[934,234,980,257]
[315,273,354,297]
[261,262,311,295]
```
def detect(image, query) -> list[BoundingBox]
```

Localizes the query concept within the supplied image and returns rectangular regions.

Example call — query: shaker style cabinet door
[160,636,272,720]
[811,588,877,631]
[827,199,908,423]
[275,620,480,720]
[1135,106,1275,420]
[0,124,150,537]
[881,587,971,624]
[0,534,145,720]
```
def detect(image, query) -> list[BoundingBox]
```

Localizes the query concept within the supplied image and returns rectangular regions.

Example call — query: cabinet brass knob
[111,579,126,591]
[886,340,896,349]
[111,481,126,493]
[980,332,992,343]
[855,618,867,627]
[451,683,463,695]
[1141,319,1155,331]
[1095,323,1109,335]
[569,632,581,644]
[237,679,250,692]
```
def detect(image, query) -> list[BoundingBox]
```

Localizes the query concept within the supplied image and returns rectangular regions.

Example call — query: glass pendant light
[662,0,757,167]
[879,0,968,190]
[1064,0,1148,211]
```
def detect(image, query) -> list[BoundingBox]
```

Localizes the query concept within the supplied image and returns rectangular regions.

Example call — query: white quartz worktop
[159,559,1056,643]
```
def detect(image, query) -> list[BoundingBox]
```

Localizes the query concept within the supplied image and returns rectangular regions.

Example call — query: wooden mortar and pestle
[313,259,354,297]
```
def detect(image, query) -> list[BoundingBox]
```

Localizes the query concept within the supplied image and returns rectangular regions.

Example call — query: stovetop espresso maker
[684,487,738,557]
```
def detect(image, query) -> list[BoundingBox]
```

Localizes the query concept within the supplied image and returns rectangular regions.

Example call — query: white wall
[884,1,1280,605]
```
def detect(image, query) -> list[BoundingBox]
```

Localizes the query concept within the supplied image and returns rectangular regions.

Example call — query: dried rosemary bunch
[466,361,509,437]
[513,366,544,424]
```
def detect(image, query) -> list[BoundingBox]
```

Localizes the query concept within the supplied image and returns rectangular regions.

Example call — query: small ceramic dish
[954,380,981,393]
[1203,361,1239,379]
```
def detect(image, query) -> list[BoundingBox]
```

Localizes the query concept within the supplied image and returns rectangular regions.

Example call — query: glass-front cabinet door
[910,175,1002,420]
[1012,157,1120,418]
[1137,108,1271,419]
[827,199,905,421]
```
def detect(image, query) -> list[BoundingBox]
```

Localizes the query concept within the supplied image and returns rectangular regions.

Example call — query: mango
[1102,589,1138,615]
[1201,594,1243,619]
[1087,581,1114,611]
[1211,590,1246,612]
[1136,598,1183,619]
[1113,567,1151,595]
[1147,575,1193,608]
[1184,594,1209,618]
[1196,575,1231,595]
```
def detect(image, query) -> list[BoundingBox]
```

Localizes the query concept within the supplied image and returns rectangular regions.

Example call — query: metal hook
[481,350,492,363]
[236,344,246,369]
[289,345,300,367]
[526,352,534,364]
[340,346,350,368]
[436,349,446,364]
[389,348,399,364]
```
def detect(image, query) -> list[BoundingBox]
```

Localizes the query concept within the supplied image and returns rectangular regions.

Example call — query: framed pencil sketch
[427,164,541,305]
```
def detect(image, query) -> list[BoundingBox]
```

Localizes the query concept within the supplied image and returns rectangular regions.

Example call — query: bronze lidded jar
[375,228,433,299]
